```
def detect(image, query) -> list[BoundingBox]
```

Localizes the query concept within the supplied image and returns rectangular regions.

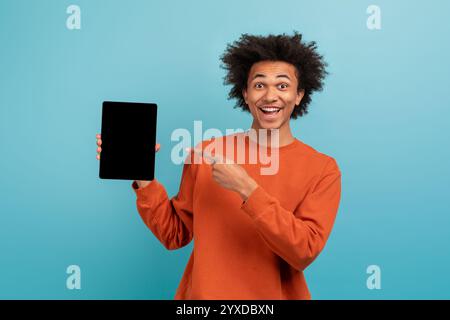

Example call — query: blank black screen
[99,101,157,181]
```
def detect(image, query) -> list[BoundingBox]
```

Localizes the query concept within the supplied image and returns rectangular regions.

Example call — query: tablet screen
[99,101,157,181]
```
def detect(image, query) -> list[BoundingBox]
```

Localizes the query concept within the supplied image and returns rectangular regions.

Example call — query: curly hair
[220,31,328,119]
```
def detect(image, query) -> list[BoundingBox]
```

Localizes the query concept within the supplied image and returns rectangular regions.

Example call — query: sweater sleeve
[240,157,342,271]
[131,161,196,250]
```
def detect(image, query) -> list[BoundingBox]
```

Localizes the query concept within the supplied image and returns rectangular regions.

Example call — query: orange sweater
[131,135,341,299]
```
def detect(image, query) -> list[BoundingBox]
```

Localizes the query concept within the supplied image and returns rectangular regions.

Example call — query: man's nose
[263,86,278,102]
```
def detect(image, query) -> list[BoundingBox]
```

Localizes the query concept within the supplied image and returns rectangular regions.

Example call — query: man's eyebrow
[276,74,291,80]
[252,73,291,80]
[252,73,266,80]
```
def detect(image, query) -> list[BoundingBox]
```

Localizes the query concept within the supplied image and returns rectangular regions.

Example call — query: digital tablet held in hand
[99,101,157,181]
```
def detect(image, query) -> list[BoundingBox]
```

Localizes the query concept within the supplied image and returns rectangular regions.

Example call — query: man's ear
[242,88,247,104]
[296,90,305,106]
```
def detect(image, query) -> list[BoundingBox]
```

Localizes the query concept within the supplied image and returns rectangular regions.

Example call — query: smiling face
[243,61,304,133]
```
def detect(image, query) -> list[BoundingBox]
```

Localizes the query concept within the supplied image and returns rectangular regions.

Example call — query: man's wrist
[136,180,152,189]
[238,178,258,201]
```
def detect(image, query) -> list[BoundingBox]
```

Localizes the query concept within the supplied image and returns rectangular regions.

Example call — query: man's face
[243,60,304,130]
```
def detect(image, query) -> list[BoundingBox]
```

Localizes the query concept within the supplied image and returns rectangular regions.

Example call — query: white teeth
[260,107,280,112]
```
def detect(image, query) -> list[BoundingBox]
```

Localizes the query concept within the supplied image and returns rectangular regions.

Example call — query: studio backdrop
[1,0,449,299]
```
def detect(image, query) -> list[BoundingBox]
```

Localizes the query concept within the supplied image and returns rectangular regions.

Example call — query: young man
[96,32,341,299]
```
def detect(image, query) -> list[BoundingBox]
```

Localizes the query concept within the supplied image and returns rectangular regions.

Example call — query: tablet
[99,101,157,181]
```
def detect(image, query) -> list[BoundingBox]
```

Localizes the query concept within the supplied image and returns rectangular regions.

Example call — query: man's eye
[255,83,264,89]
[278,83,289,89]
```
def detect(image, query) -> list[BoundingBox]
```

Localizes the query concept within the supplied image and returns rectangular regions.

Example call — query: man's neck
[249,122,295,147]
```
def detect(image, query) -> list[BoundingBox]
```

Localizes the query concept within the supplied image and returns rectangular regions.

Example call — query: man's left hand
[187,148,258,201]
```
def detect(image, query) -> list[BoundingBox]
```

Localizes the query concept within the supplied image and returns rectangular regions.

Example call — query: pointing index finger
[186,147,235,165]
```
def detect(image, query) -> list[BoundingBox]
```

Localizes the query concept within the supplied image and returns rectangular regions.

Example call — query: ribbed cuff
[131,180,165,204]
[240,185,273,220]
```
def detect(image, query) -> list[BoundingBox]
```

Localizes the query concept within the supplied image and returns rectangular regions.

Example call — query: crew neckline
[277,138,302,152]
[244,134,302,152]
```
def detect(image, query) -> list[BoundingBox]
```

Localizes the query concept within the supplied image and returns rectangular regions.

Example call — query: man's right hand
[96,133,160,189]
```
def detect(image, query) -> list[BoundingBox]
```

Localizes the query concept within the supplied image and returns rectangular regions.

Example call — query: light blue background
[1,0,449,299]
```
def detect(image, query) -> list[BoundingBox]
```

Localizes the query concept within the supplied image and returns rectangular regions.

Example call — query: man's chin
[256,121,282,130]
